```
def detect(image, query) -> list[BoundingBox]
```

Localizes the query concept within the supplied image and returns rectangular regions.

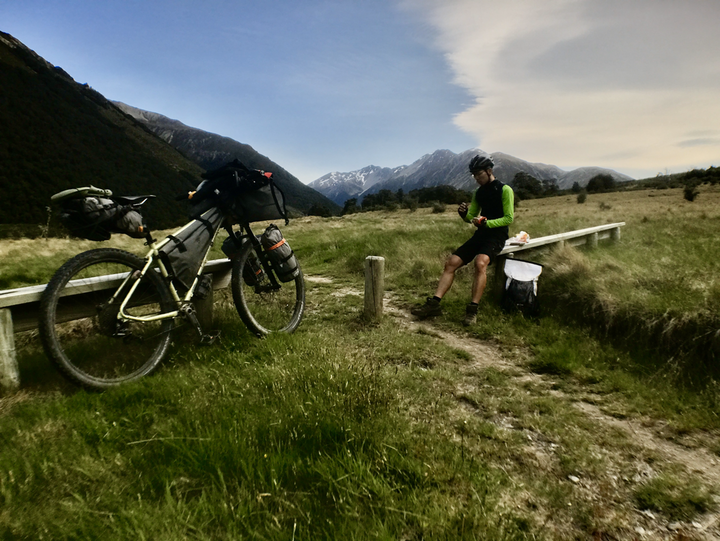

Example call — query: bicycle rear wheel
[39,248,176,390]
[231,242,305,336]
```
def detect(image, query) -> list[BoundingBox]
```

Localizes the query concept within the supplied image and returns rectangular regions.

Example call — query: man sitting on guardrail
[411,154,515,326]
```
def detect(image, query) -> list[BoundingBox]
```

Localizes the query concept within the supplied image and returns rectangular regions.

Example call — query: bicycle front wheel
[39,248,176,390]
[231,242,305,336]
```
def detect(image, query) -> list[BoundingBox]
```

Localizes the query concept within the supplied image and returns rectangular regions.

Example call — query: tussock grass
[2,185,720,537]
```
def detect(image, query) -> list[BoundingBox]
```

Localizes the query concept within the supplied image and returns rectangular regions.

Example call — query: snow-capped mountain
[310,149,634,205]
[308,165,402,207]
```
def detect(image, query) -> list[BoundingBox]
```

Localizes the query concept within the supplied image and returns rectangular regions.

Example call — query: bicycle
[38,163,305,390]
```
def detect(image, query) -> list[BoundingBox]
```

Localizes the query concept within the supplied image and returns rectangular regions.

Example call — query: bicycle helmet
[468,154,494,173]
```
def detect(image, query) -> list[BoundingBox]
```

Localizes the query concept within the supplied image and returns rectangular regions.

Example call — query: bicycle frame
[113,217,225,323]
[110,217,280,325]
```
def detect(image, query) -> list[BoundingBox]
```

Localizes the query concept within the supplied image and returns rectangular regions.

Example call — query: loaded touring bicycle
[39,160,305,390]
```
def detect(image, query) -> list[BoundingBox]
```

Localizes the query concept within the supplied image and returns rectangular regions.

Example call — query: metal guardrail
[0,222,625,391]
[0,259,233,333]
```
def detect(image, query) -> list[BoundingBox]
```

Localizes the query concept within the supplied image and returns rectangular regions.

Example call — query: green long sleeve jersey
[463,180,515,236]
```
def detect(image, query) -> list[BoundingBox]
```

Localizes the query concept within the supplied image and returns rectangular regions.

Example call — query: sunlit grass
[2,184,720,538]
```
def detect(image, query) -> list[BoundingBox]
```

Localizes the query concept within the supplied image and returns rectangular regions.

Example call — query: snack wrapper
[507,231,530,245]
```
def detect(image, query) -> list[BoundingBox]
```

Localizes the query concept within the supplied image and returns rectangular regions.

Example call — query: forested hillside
[114,102,341,216]
[0,31,202,229]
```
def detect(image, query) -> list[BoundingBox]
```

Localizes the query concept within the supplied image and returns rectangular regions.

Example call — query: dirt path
[307,275,720,540]
[395,305,720,539]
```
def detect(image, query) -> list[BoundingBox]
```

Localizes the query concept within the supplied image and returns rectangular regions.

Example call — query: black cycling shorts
[453,230,507,266]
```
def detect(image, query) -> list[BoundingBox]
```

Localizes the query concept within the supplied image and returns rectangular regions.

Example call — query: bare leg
[471,254,491,304]
[434,255,464,299]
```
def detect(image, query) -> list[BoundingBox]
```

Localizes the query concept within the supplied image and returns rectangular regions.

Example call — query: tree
[586,174,615,193]
[571,181,582,193]
[512,172,543,200]
[341,198,359,215]
[307,203,332,217]
[542,178,559,196]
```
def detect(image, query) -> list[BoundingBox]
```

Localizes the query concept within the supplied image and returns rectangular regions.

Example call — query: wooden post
[0,309,20,392]
[611,227,621,242]
[364,256,385,321]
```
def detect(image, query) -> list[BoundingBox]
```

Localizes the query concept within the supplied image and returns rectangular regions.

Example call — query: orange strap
[268,238,286,251]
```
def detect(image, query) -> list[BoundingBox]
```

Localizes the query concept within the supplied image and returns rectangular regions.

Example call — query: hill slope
[0,31,205,229]
[113,103,341,215]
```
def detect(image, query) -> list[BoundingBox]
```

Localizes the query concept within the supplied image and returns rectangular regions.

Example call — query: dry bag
[260,224,299,282]
[51,187,146,241]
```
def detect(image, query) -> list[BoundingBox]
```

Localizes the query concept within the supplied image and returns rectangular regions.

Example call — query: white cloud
[403,0,720,176]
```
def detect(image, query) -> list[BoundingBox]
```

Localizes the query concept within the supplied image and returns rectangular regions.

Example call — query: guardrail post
[364,256,385,321]
[588,232,599,249]
[611,227,621,242]
[0,309,20,392]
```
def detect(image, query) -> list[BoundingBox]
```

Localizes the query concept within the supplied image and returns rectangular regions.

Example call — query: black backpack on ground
[501,258,543,317]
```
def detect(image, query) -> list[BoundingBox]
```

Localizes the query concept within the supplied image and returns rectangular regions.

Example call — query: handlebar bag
[231,183,287,224]
[158,206,224,290]
[188,160,289,224]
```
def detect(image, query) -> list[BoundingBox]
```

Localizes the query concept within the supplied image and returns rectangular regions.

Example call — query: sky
[2,0,719,183]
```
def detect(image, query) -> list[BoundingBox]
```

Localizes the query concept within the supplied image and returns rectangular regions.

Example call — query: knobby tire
[39,248,175,390]
[231,241,305,336]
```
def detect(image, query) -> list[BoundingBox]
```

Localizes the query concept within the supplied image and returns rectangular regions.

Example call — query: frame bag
[501,259,543,317]
[158,206,224,290]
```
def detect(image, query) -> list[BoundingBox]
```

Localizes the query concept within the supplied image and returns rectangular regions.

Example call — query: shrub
[577,192,587,204]
[431,201,446,213]
[683,183,700,202]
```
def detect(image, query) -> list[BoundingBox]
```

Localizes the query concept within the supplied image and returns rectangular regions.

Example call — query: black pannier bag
[51,187,145,241]
[158,206,225,290]
[501,258,543,317]
[260,224,300,282]
[188,160,288,224]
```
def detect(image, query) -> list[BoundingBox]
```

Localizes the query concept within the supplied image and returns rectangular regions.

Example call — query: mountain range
[309,149,634,206]
[112,102,341,215]
[0,30,338,228]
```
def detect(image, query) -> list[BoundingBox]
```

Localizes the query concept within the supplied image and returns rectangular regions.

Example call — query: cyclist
[411,154,514,326]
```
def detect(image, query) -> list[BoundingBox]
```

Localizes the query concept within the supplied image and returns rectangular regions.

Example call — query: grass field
[1,184,719,539]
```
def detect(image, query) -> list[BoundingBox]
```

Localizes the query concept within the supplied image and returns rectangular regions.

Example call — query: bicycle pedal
[200,332,221,345]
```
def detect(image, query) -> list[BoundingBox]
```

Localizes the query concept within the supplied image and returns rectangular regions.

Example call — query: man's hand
[472,216,488,228]
[458,202,468,218]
